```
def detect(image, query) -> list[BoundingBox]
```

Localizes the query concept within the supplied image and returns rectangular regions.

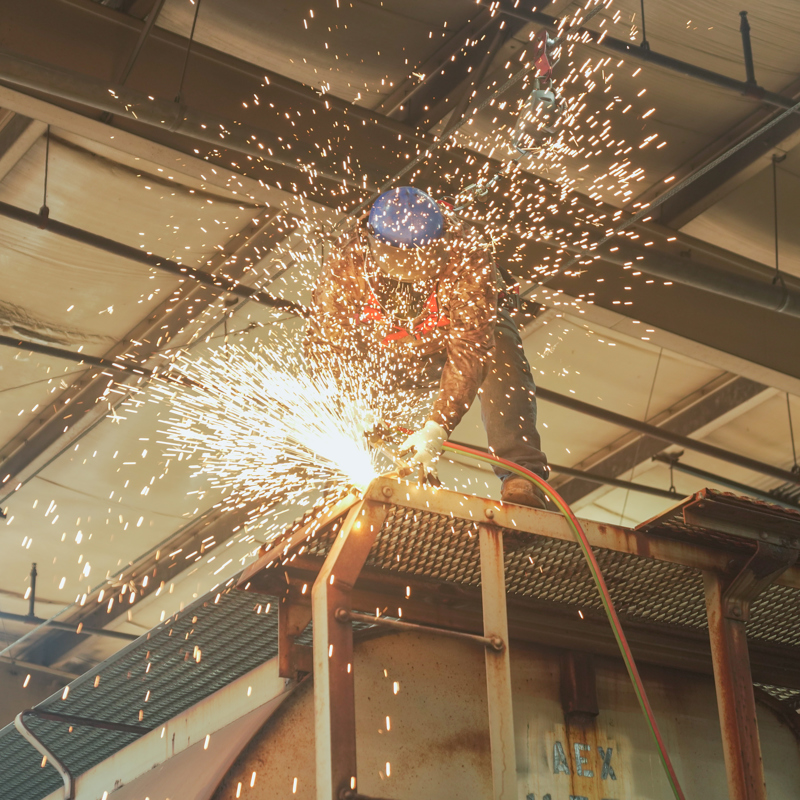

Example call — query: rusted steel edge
[240,478,800,590]
[364,477,733,571]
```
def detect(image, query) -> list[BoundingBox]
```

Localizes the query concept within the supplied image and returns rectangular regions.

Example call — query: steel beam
[0,111,47,182]
[0,83,326,215]
[243,477,800,590]
[311,499,389,800]
[479,523,517,800]
[278,601,312,679]
[376,9,495,119]
[551,374,768,505]
[0,611,137,642]
[638,76,800,227]
[703,526,798,800]
[704,571,767,800]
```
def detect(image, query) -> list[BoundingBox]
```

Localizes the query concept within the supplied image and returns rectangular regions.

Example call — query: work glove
[398,420,448,481]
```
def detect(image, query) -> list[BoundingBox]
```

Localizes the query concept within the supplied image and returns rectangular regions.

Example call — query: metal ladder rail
[311,495,516,800]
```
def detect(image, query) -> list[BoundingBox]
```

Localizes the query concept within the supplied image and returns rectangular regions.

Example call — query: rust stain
[428,727,491,758]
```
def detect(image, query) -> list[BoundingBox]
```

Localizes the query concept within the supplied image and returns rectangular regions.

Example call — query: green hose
[443,441,687,800]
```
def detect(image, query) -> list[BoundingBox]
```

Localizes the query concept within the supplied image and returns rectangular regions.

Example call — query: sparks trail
[150,342,386,517]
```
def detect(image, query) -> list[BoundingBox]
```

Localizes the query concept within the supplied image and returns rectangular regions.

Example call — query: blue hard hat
[368,186,444,249]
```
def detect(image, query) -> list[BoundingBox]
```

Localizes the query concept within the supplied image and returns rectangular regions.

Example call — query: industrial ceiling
[0,0,799,686]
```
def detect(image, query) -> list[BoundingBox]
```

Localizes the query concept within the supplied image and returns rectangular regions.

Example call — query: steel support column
[703,541,798,800]
[311,499,388,800]
[479,523,517,800]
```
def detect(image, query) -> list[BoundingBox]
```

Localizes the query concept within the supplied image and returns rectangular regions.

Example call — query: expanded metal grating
[304,504,710,631]
[303,502,800,646]
[0,582,284,800]
[756,683,800,710]
[749,583,800,647]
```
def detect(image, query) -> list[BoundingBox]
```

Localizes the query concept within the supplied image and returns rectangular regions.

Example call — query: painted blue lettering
[573,742,594,778]
[553,740,570,774]
[598,745,617,780]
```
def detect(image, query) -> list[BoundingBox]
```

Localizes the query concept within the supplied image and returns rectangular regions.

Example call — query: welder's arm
[304,248,362,370]
[429,255,498,434]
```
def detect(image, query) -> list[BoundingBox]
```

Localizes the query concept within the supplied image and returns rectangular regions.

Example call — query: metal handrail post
[479,523,518,800]
[311,499,389,800]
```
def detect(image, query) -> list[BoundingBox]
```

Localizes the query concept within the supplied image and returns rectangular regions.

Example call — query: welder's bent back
[304,227,498,434]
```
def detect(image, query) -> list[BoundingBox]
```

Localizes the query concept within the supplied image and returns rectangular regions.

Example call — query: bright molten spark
[155,343,382,511]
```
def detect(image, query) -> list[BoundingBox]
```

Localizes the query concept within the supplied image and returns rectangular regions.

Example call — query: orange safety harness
[359,288,449,345]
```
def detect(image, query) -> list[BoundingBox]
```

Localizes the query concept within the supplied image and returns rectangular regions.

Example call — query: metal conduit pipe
[15,710,74,800]
[0,200,307,317]
[487,3,800,112]
[572,242,800,317]
[534,386,800,487]
[0,48,378,191]
[449,439,679,500]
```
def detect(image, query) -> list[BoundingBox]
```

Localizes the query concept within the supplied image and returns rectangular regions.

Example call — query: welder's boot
[501,476,547,510]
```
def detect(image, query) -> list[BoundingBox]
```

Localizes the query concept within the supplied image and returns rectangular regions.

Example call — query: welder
[305,186,548,508]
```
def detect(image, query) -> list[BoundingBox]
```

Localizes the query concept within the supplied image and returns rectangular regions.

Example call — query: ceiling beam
[0,110,46,181]
[376,8,496,120]
[417,17,522,132]
[16,0,423,143]
[634,75,800,227]
[0,83,331,219]
[550,374,770,504]
[489,1,800,113]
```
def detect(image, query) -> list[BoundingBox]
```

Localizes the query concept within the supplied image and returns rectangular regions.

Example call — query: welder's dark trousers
[411,309,548,482]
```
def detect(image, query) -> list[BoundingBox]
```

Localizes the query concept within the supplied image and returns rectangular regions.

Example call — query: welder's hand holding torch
[398,420,447,483]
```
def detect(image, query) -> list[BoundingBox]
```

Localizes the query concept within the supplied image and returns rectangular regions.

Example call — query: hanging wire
[788,393,799,473]
[619,347,663,522]
[772,153,787,288]
[176,0,203,105]
[639,0,650,51]
[39,125,51,223]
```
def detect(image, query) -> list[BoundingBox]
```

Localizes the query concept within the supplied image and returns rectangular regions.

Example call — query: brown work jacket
[305,227,498,433]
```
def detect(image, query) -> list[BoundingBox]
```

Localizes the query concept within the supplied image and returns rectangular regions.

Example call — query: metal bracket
[278,600,313,679]
[722,541,799,621]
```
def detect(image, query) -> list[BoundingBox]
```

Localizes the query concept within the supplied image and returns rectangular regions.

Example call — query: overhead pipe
[652,453,800,511]
[534,386,800,487]
[570,241,800,318]
[486,2,800,112]
[0,200,307,317]
[739,11,757,88]
[450,439,678,499]
[27,563,37,619]
[0,47,379,191]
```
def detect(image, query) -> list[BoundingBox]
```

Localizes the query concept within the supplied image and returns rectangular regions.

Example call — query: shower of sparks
[1,0,689,619]
[151,341,394,514]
